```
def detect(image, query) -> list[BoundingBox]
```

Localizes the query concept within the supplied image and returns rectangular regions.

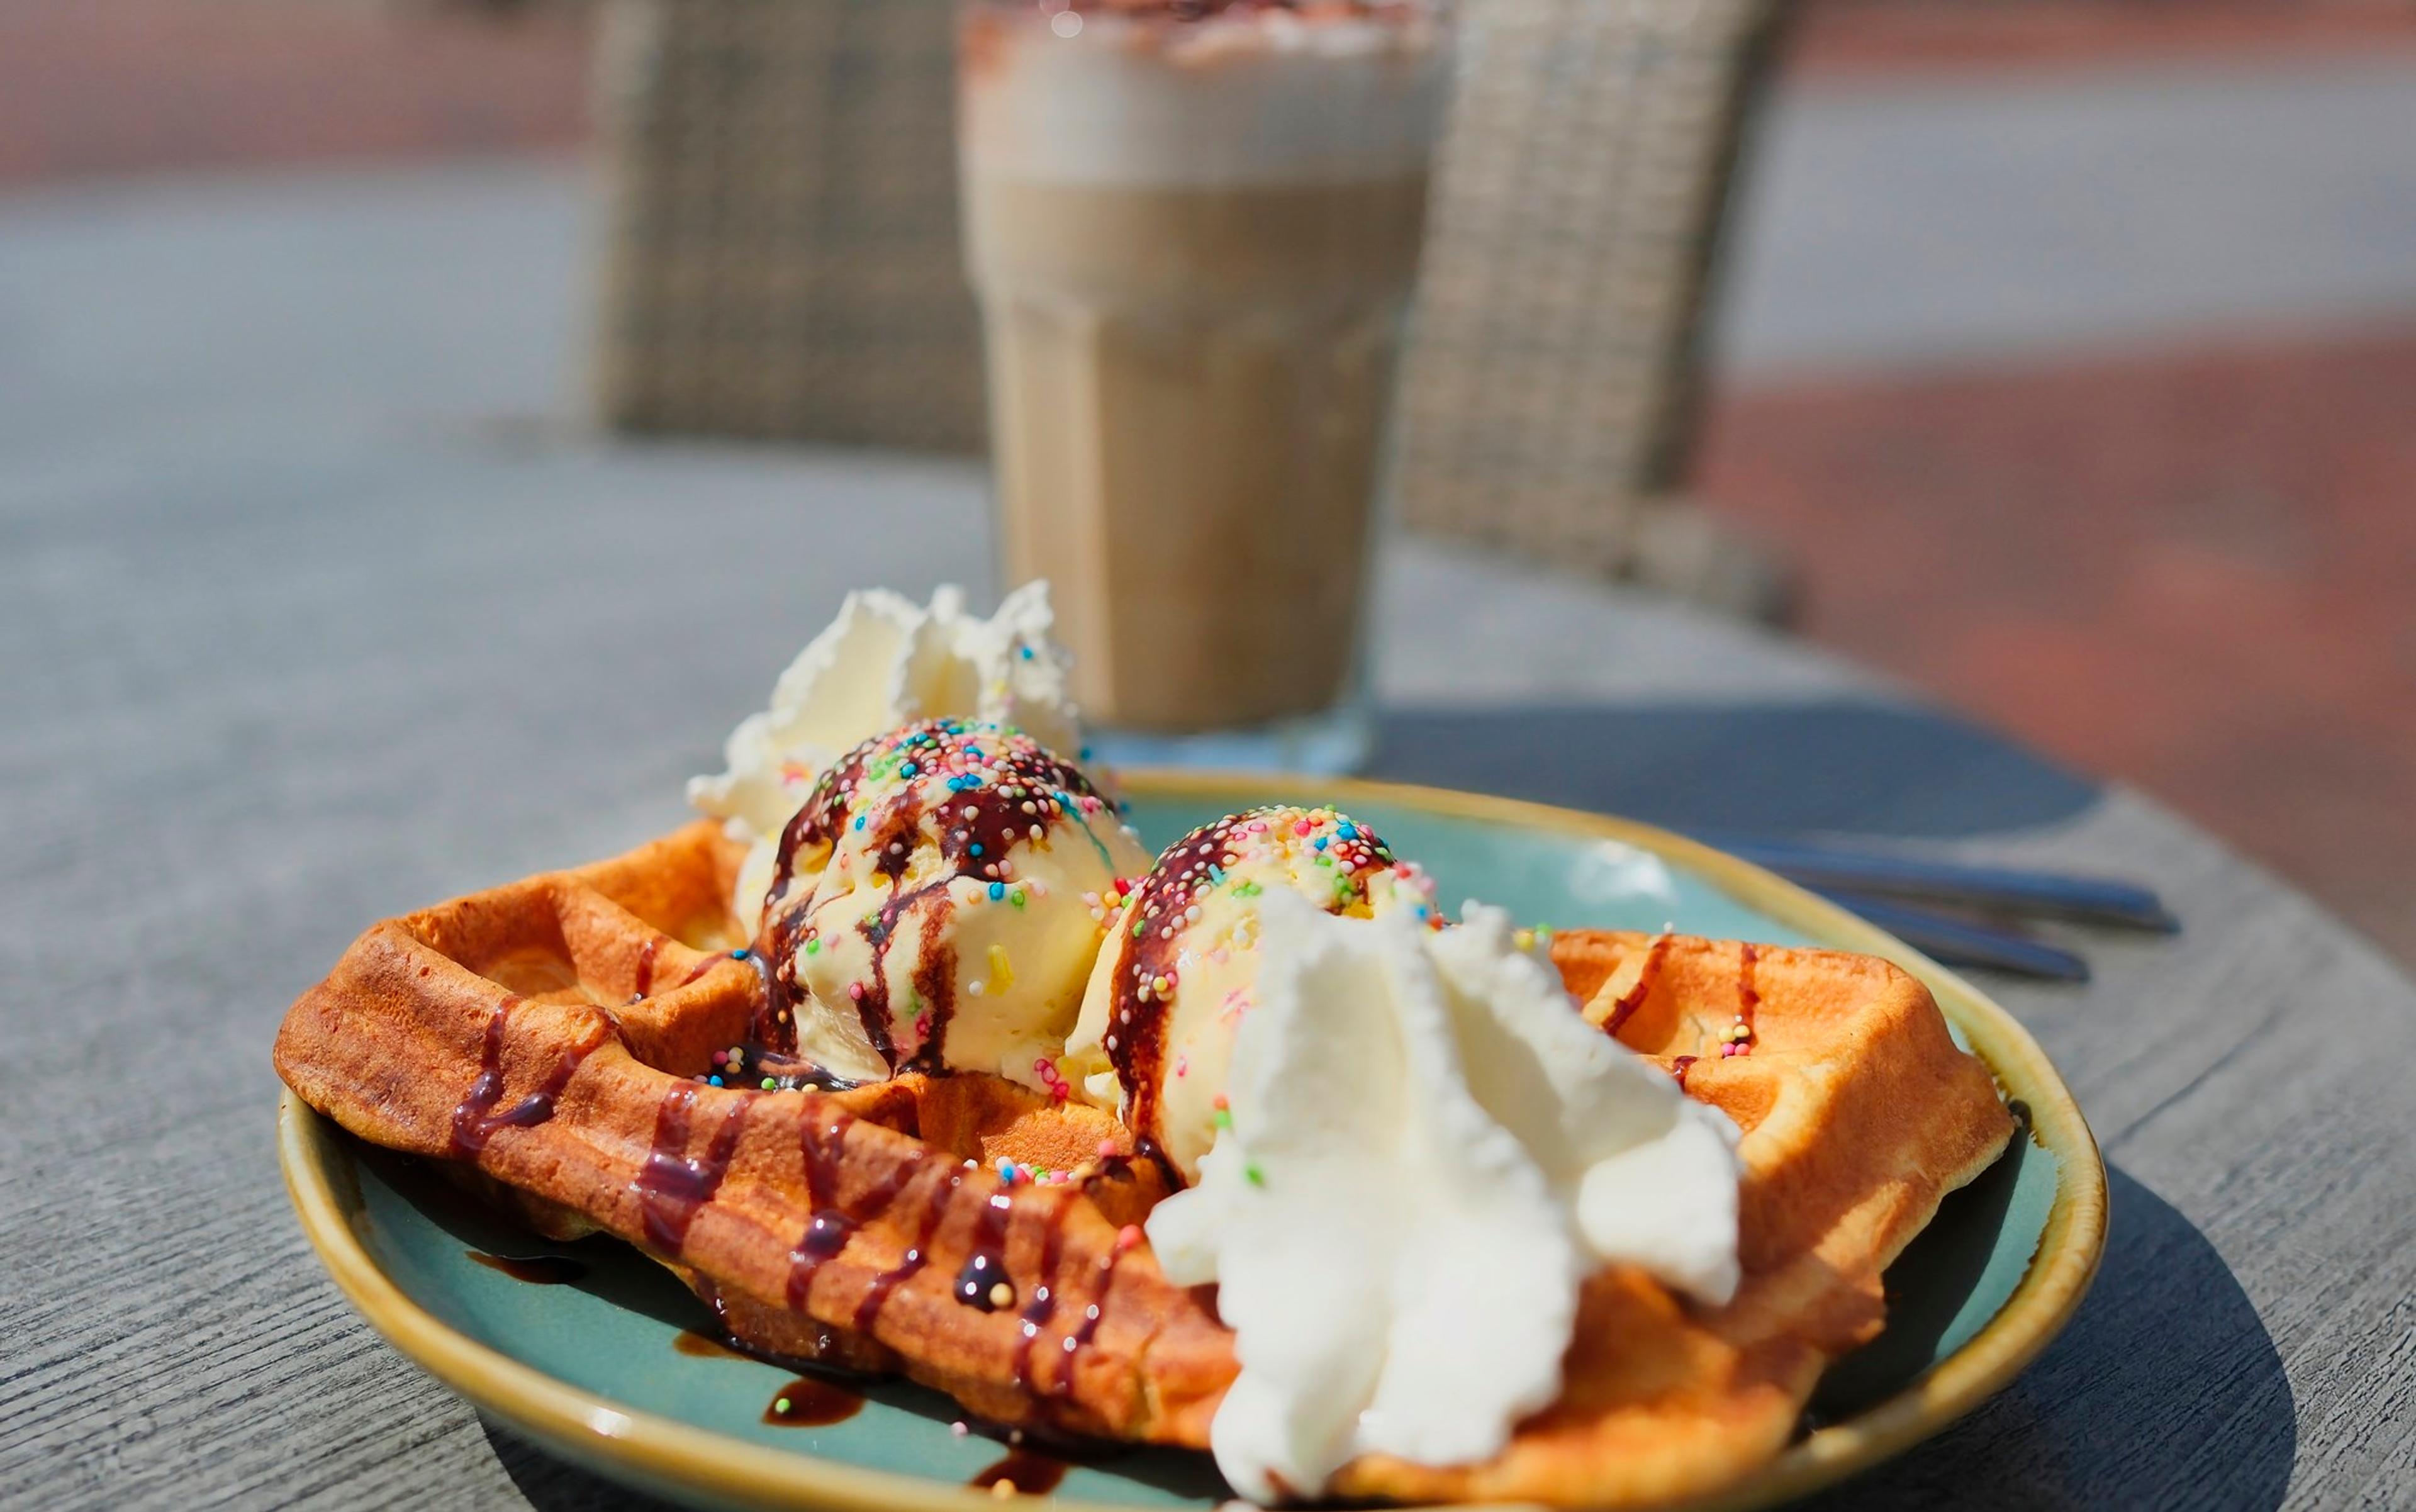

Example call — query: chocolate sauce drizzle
[635,941,729,1007]
[635,1086,751,1254]
[1604,934,1670,1038]
[1099,841,1204,1174]
[952,1190,1017,1311]
[784,1097,968,1336]
[969,1448,1068,1496]
[1671,1055,1699,1090]
[746,1048,866,1094]
[673,1329,744,1359]
[842,861,953,1072]
[670,1310,866,1428]
[770,1099,1127,1413]
[754,775,856,1046]
[853,1167,964,1335]
[1009,1195,1075,1393]
[1045,1249,1126,1403]
[753,720,1118,1074]
[447,997,605,1158]
[785,1109,859,1309]
[763,1375,864,1426]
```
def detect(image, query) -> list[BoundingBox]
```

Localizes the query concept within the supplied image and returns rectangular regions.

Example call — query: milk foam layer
[959,6,1448,186]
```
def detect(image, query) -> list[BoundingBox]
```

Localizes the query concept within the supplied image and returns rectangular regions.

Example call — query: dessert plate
[278,772,2106,1512]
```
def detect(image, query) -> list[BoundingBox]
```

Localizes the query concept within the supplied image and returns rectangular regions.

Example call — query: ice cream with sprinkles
[755,717,1153,1092]
[1058,804,1440,1180]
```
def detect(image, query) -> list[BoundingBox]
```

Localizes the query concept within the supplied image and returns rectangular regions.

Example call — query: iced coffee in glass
[957,0,1450,770]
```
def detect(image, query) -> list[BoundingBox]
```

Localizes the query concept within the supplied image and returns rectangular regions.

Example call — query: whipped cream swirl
[688,582,1085,926]
[1144,893,1743,1499]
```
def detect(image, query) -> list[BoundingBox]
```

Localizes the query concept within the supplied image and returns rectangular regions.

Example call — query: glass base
[1088,695,1373,777]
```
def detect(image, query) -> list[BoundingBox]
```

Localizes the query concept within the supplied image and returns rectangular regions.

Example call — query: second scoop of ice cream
[759,718,1152,1090]
[1060,804,1438,1179]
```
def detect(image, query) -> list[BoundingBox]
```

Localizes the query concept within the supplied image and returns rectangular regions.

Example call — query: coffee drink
[959,2,1449,739]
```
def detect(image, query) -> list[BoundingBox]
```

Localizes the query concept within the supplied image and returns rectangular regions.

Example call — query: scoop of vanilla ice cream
[759,719,1151,1091]
[1060,805,1437,1180]
[686,582,1087,927]
[1143,893,1744,1500]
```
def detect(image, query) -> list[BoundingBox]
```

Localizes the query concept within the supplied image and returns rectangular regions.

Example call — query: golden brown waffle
[274,820,2014,1506]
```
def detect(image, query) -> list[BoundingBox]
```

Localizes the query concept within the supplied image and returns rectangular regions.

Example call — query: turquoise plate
[279,773,2106,1512]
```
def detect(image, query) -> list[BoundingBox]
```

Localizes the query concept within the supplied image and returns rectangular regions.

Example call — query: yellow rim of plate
[278,770,2108,1512]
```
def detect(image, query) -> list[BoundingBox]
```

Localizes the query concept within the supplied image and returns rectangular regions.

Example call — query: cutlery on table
[1699,834,2178,982]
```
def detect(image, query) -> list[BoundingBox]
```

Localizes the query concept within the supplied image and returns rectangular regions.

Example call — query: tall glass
[956,0,1451,772]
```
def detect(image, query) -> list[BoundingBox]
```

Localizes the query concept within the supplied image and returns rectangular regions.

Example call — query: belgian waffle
[274,819,2014,1506]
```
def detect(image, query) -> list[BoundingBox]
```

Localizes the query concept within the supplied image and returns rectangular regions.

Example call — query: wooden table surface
[4,164,2413,1511]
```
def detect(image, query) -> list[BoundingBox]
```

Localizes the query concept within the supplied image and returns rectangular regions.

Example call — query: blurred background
[6,0,2412,964]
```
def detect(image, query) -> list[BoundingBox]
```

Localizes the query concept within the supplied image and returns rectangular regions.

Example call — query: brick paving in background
[1792,0,2416,77]
[1697,328,2416,963]
[0,0,590,185]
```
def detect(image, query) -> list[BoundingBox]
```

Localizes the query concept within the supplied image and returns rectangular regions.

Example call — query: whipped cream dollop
[1144,894,1743,1501]
[688,583,1085,925]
